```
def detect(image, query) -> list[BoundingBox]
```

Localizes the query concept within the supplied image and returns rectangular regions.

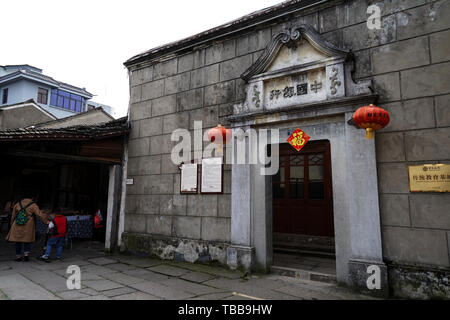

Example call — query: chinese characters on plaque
[201,157,223,194]
[408,164,450,192]
[269,73,322,101]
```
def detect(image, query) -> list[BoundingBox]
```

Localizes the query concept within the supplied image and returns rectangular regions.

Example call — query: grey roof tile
[0,117,129,141]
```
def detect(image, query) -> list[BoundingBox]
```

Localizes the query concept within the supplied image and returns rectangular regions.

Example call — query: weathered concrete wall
[125,38,236,264]
[125,0,450,297]
[317,0,450,299]
[121,232,229,265]
[0,104,54,129]
[275,0,450,298]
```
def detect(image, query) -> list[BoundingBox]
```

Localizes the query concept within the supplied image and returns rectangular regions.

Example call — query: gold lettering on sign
[408,164,450,192]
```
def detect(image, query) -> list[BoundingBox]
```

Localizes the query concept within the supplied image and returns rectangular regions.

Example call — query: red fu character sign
[287,128,310,152]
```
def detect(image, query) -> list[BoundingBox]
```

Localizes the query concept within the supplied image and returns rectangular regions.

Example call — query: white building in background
[0,64,114,118]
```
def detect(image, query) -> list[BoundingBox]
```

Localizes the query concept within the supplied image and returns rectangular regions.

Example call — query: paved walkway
[0,240,376,300]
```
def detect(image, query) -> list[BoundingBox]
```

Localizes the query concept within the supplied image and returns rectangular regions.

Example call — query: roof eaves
[0,70,23,83]
[0,70,59,88]
[32,107,113,128]
[59,82,93,97]
[0,116,129,142]
[0,64,42,72]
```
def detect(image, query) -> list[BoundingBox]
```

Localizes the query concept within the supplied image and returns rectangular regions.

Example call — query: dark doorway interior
[272,140,336,276]
[0,156,110,248]
[0,118,127,257]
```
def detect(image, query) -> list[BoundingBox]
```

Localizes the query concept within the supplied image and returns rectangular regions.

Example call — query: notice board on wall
[180,163,198,194]
[200,157,223,194]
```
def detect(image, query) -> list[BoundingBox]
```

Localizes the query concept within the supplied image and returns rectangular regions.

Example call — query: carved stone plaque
[264,68,326,110]
[232,24,371,117]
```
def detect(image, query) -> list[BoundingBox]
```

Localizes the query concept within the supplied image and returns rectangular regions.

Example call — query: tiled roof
[0,116,129,142]
[1,64,42,73]
[33,106,113,128]
[124,0,320,67]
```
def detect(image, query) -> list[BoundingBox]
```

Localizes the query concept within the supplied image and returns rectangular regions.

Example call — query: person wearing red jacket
[40,208,67,263]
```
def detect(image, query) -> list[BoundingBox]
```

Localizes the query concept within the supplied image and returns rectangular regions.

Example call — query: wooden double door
[273,140,334,237]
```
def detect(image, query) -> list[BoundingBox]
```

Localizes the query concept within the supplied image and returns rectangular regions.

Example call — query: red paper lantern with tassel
[207,124,231,152]
[353,104,390,139]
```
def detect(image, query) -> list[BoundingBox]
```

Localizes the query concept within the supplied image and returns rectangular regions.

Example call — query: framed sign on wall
[180,162,198,194]
[200,157,223,194]
[408,164,450,192]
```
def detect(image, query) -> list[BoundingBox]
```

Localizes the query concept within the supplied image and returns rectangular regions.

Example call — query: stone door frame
[226,24,388,296]
[227,97,387,291]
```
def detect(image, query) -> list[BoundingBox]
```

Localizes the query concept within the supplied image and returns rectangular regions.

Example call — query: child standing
[93,209,104,241]
[40,210,67,262]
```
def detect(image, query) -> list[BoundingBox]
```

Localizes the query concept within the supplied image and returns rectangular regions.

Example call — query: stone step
[270,265,337,284]
[273,233,336,255]
[275,241,335,250]
[273,233,335,246]
[274,247,336,258]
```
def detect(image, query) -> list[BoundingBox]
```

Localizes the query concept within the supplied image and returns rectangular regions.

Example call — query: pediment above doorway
[233,25,374,119]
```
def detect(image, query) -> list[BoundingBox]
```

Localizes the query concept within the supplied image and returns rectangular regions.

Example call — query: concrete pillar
[344,112,388,297]
[118,139,128,248]
[228,129,255,270]
[251,163,273,272]
[105,165,121,252]
[230,163,251,246]
[328,136,351,284]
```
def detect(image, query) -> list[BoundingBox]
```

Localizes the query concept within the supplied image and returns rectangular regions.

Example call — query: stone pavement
[0,240,376,300]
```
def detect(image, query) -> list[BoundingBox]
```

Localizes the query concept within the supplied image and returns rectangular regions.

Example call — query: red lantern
[352,104,390,139]
[207,124,231,152]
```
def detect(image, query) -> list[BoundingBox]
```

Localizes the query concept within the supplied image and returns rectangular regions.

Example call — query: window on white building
[2,88,8,104]
[37,88,48,104]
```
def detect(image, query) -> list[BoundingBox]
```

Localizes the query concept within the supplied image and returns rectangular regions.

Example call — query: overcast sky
[0,0,282,117]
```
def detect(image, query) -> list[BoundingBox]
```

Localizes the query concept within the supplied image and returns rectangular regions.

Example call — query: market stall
[0,117,129,251]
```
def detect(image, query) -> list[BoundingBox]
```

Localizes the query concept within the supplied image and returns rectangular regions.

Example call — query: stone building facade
[122,0,450,299]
